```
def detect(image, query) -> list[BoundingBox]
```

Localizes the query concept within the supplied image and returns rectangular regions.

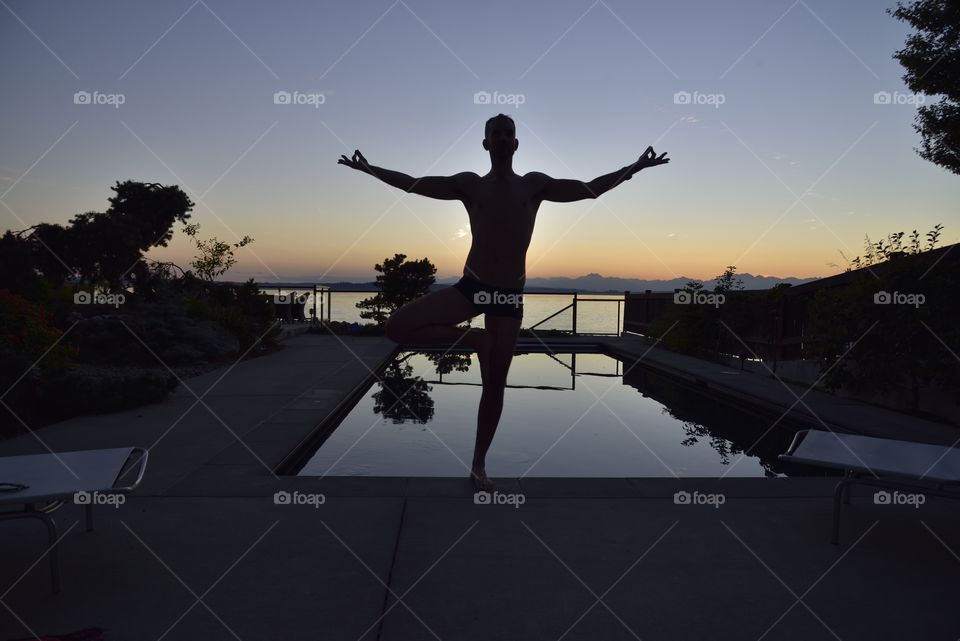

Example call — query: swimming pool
[292,349,824,478]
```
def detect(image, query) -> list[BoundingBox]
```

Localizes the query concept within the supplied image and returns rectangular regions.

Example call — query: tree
[357,253,436,325]
[714,266,744,293]
[888,0,960,175]
[183,223,254,282]
[712,266,750,363]
[23,181,194,288]
[0,231,46,299]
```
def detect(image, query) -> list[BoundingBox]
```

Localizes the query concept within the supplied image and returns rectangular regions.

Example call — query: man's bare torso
[459,172,541,290]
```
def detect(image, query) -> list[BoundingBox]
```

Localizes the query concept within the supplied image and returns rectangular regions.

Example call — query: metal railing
[526,291,627,337]
[254,286,627,335]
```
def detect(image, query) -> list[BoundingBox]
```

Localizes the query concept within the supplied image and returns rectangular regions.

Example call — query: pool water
[296,350,820,478]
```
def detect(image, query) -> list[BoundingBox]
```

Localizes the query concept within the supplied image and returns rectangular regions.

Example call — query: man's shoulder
[448,172,480,202]
[522,171,551,187]
[522,172,551,197]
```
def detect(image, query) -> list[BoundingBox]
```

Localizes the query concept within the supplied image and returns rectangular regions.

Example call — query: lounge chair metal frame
[779,429,960,544]
[0,447,148,594]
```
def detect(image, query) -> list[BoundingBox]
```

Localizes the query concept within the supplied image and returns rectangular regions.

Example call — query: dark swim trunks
[452,275,524,319]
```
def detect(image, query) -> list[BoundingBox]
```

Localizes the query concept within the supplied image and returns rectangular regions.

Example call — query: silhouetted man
[338,113,669,490]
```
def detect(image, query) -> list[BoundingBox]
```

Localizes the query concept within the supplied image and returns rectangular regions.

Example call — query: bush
[805,234,959,410]
[0,288,78,367]
[41,366,178,421]
[646,267,750,361]
[186,280,280,350]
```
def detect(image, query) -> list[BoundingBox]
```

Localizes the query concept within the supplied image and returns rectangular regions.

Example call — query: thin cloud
[770,151,800,166]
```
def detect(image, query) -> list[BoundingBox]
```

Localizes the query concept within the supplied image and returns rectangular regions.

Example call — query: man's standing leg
[471,314,522,490]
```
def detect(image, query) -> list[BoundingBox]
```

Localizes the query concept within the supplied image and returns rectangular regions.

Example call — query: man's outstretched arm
[338,150,472,200]
[530,146,670,202]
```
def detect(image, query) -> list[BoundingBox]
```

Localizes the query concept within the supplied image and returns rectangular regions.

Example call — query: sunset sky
[2,0,957,283]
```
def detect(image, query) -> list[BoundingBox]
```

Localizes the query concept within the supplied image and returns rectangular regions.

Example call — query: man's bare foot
[470,465,495,492]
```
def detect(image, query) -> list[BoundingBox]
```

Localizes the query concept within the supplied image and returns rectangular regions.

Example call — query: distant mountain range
[256,272,818,293]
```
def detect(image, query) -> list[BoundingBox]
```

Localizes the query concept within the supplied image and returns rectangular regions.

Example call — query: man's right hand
[337,149,373,174]
[625,146,669,178]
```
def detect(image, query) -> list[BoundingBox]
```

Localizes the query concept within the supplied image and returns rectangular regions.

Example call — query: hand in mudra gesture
[625,146,669,179]
[337,149,372,173]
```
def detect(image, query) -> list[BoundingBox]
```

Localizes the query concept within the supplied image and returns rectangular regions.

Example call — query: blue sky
[1,0,957,282]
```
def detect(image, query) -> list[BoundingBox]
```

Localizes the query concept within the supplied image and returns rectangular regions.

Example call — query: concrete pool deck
[1,333,958,640]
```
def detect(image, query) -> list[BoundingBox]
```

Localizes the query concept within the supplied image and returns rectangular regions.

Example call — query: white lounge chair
[0,447,148,593]
[779,429,960,544]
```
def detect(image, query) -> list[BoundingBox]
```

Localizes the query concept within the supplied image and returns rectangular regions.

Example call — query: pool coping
[162,471,855,499]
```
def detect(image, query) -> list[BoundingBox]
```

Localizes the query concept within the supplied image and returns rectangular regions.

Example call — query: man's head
[483,113,517,158]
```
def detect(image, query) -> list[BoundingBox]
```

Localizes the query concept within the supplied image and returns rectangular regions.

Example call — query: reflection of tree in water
[424,351,472,376]
[677,418,739,466]
[625,365,795,476]
[371,351,474,425]
[372,357,434,424]
[670,409,778,476]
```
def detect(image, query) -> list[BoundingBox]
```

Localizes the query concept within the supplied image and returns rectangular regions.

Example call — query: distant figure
[338,114,669,490]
